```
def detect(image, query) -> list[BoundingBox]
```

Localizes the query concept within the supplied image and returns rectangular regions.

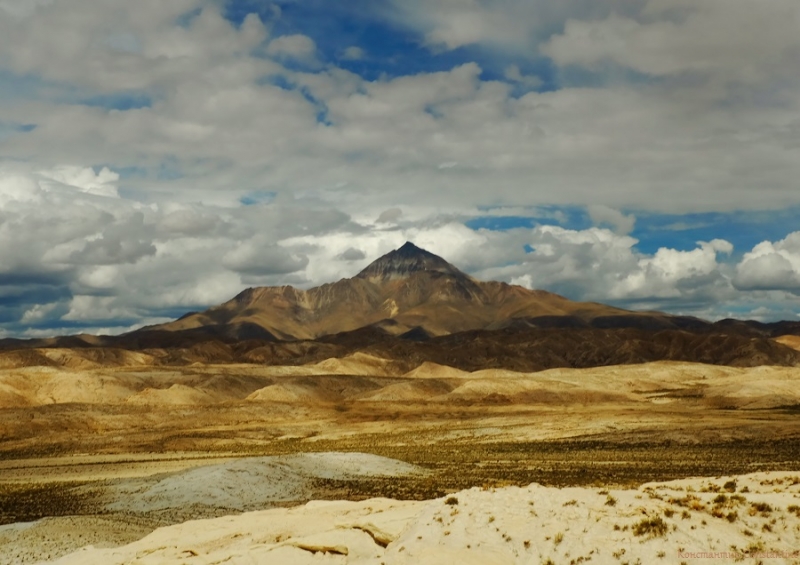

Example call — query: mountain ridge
[147,242,652,340]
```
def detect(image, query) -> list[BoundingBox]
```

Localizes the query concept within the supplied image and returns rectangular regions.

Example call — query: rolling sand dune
[357,380,454,402]
[0,369,138,407]
[310,353,398,376]
[775,335,800,351]
[401,361,469,380]
[247,382,327,402]
[40,471,800,565]
[125,384,219,406]
[97,452,427,518]
[439,377,639,404]
[0,349,156,370]
[2,360,800,409]
[247,375,385,403]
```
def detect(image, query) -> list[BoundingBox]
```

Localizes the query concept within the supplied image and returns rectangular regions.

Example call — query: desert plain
[2,346,800,564]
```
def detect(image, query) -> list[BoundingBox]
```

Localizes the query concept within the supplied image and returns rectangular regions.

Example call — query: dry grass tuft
[633,516,668,538]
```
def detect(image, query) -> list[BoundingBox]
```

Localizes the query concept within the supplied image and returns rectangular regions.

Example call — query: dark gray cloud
[337,247,366,261]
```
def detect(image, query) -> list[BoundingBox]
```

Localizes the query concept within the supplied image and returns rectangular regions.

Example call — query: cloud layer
[0,0,799,334]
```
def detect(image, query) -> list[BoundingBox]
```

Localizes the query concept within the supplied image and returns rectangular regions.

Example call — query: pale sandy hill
[248,375,383,403]
[44,471,800,565]
[0,369,140,407]
[0,382,31,407]
[34,373,139,405]
[2,360,798,409]
[38,349,101,370]
[97,453,426,517]
[468,367,530,379]
[0,349,157,370]
[775,334,800,351]
[0,350,55,369]
[441,377,638,404]
[357,380,454,402]
[310,353,396,376]
[125,384,217,406]
[246,383,326,402]
[402,361,469,380]
[698,367,800,409]
[260,365,324,377]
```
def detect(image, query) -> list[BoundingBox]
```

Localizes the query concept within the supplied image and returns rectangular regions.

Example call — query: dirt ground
[2,360,800,563]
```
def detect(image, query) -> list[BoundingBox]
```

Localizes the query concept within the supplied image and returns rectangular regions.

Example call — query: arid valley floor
[2,348,800,564]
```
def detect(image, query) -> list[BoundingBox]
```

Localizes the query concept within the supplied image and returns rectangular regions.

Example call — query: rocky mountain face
[146,242,666,340]
[355,241,468,282]
[3,243,800,370]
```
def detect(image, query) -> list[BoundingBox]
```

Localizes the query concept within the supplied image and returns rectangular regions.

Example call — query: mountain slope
[148,242,681,340]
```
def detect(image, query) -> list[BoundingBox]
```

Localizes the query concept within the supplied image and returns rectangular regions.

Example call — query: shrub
[633,516,668,538]
[750,502,773,516]
[445,496,459,506]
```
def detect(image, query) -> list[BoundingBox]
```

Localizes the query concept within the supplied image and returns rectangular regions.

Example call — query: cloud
[0,1,799,333]
[541,2,800,87]
[337,247,366,261]
[223,240,309,276]
[39,166,120,197]
[2,3,799,216]
[502,226,735,309]
[341,46,365,61]
[383,0,639,53]
[587,205,635,234]
[377,208,403,224]
[503,64,543,90]
[734,234,800,293]
[266,34,318,65]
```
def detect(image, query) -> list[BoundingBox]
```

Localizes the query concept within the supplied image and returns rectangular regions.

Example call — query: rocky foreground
[36,472,800,565]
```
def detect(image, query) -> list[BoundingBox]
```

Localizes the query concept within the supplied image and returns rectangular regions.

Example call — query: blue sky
[1,0,800,336]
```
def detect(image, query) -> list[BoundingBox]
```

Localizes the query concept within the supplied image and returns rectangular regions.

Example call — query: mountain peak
[356,242,466,282]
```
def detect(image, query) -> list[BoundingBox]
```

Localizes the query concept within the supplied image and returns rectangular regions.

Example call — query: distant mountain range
[3,242,800,371]
[144,242,708,341]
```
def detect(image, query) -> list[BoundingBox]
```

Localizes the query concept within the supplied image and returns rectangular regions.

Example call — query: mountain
[3,242,800,371]
[145,242,706,341]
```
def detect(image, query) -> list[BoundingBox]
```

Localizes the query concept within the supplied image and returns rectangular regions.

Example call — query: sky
[1,0,800,336]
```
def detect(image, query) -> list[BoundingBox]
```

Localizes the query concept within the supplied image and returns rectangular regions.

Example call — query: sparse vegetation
[750,502,773,516]
[632,516,668,538]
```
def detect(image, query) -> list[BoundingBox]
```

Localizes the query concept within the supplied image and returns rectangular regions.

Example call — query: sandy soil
[35,471,800,565]
[3,358,800,563]
[4,359,800,410]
